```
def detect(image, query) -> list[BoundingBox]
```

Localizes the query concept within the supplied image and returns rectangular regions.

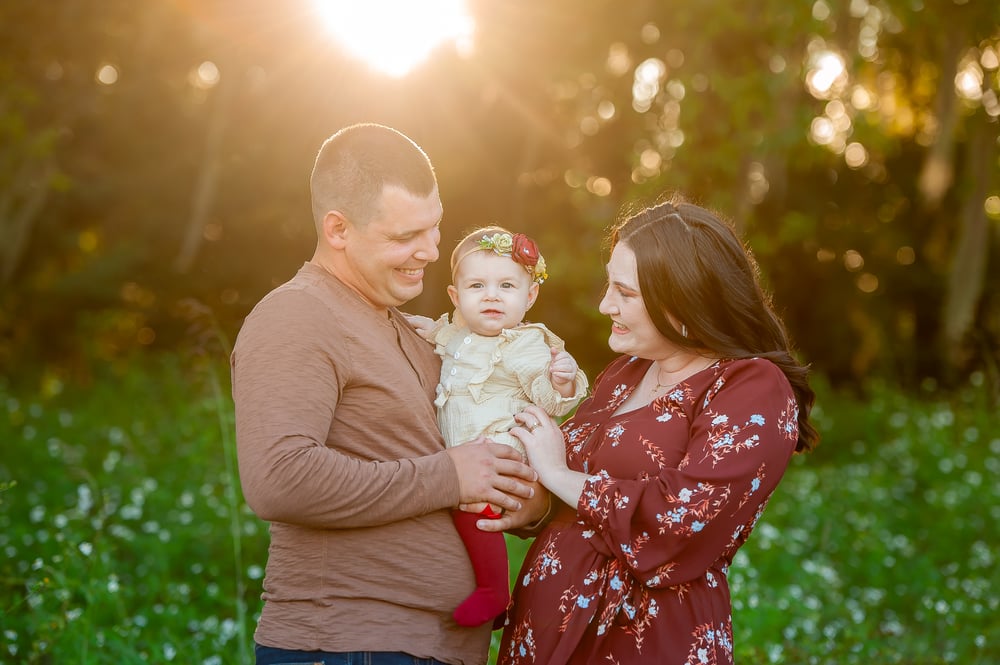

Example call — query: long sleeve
[232,284,460,530]
[234,265,490,663]
[575,358,798,586]
[499,356,801,665]
[503,326,588,418]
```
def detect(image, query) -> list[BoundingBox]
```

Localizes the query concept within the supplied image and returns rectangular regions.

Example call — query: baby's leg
[451,507,510,627]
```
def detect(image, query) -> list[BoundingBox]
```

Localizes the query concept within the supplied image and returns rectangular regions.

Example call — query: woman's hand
[511,405,588,507]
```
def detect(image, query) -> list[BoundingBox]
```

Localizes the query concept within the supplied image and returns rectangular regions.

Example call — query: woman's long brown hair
[610,197,818,453]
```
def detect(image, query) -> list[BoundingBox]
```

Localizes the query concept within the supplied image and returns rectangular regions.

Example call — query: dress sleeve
[575,359,799,587]
[504,327,588,417]
[429,313,459,349]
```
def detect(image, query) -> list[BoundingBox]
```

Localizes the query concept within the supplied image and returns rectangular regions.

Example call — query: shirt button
[450,368,458,375]
[464,336,472,344]
[454,351,461,359]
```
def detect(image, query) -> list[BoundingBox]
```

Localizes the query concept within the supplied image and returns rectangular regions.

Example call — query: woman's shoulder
[708,357,793,401]
[718,356,787,380]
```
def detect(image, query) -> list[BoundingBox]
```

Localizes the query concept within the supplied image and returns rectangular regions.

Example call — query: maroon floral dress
[498,356,800,665]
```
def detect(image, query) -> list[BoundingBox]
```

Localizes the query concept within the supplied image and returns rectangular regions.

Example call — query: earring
[681,324,688,338]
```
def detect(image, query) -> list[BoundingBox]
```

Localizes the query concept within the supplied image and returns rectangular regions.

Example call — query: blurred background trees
[1,0,997,392]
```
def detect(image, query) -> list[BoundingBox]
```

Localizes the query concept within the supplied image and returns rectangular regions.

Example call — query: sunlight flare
[312,0,474,77]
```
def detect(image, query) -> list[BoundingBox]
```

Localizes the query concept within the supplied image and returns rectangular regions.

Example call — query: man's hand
[446,438,537,513]
[466,479,551,533]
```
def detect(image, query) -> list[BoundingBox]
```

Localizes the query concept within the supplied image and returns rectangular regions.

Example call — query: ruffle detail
[466,324,558,403]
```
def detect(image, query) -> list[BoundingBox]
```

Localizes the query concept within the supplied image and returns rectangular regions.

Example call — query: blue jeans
[254,644,452,665]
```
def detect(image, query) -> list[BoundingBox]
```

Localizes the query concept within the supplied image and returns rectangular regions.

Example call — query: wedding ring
[528,420,540,432]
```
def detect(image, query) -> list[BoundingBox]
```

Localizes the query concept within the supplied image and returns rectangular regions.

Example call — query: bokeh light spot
[96,64,119,86]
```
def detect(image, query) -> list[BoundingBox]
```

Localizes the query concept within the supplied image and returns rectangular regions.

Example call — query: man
[232,124,546,665]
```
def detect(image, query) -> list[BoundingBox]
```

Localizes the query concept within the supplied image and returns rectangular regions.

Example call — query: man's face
[341,184,443,310]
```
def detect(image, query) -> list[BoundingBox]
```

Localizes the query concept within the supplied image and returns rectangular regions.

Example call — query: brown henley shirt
[231,262,490,664]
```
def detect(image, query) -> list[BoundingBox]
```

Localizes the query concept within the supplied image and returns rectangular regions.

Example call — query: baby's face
[448,251,539,336]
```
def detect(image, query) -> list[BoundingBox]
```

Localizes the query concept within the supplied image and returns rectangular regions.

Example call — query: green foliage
[728,375,999,664]
[0,356,265,664]
[2,0,999,387]
[2,362,997,664]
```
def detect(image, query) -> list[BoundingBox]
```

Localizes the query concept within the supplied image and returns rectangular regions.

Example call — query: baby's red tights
[451,507,509,627]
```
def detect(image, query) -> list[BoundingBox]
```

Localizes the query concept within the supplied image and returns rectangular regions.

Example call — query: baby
[408,226,588,627]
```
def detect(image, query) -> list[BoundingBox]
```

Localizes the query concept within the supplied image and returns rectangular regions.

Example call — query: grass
[0,355,266,664]
[727,376,998,663]
[0,358,997,664]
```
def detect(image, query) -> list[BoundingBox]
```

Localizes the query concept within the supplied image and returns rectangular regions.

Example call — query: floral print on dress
[499,357,798,665]
[521,531,563,585]
[684,620,734,665]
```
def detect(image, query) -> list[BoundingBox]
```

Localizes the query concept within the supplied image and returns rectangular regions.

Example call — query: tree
[1,0,997,389]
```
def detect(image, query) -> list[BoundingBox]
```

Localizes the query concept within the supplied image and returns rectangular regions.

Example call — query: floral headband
[474,232,548,284]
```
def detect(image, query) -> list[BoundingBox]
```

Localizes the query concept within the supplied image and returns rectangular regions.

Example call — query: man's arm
[233,291,535,529]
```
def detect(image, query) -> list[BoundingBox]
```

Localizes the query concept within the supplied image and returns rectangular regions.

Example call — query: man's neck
[308,255,388,315]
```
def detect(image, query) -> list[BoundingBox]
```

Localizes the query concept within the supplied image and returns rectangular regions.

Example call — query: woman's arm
[511,405,588,506]
[576,359,799,586]
[517,360,800,587]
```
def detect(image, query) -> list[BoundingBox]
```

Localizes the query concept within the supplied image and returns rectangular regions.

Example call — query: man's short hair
[310,123,437,230]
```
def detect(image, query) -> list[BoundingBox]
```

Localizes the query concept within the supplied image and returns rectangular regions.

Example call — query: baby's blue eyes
[468,282,517,289]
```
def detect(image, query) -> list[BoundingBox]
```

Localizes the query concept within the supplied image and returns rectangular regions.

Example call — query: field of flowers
[1,356,997,664]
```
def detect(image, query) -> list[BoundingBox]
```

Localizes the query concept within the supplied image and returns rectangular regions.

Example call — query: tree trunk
[941,112,994,370]
[917,27,965,209]
[173,73,235,274]
[0,161,53,287]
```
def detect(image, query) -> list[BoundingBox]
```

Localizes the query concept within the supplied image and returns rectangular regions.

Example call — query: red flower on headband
[512,233,540,268]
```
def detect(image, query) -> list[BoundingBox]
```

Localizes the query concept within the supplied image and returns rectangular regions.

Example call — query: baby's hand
[549,348,579,396]
[402,313,435,341]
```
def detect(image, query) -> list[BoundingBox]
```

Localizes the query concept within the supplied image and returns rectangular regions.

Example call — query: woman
[499,198,818,664]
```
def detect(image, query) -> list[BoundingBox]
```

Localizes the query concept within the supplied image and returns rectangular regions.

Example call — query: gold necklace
[650,371,678,394]
[650,358,715,395]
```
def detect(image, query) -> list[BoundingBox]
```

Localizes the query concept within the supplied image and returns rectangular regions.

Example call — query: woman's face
[598,243,674,359]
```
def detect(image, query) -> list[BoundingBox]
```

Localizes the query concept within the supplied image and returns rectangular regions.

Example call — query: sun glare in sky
[312,0,475,77]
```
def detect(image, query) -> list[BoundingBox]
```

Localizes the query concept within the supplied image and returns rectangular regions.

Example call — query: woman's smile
[610,320,629,334]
